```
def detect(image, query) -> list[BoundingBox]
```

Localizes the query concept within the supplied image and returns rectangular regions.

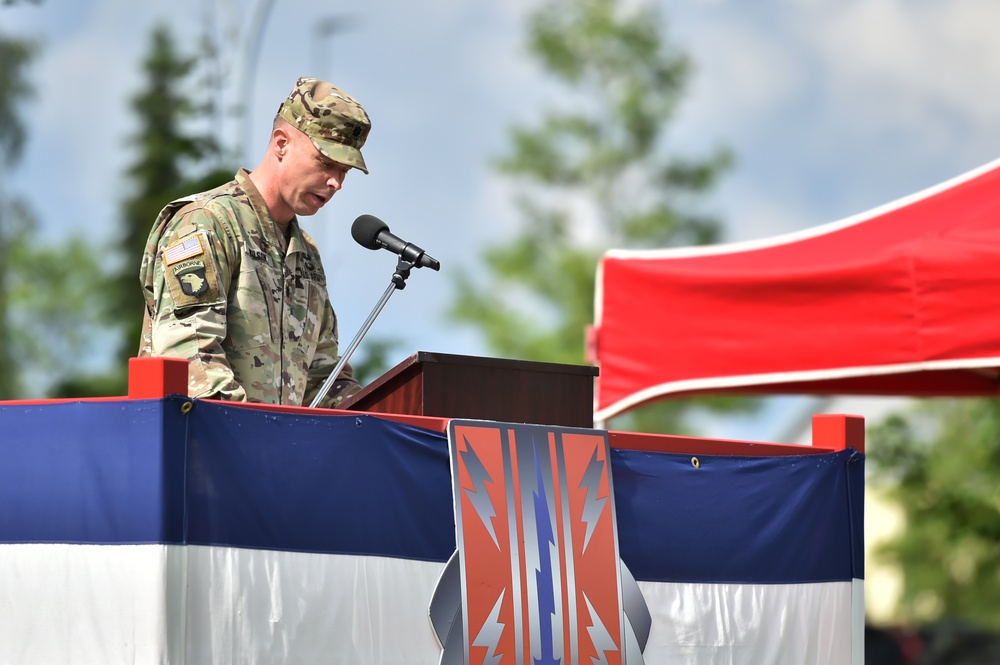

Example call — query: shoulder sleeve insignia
[167,257,223,309]
[176,263,210,296]
[163,230,224,311]
[163,234,205,265]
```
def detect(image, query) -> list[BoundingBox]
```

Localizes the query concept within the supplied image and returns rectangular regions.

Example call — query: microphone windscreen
[351,214,388,249]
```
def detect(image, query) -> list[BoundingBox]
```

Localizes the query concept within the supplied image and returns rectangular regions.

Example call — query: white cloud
[672,13,808,142]
[661,0,1000,247]
[804,0,1000,139]
[819,0,1000,107]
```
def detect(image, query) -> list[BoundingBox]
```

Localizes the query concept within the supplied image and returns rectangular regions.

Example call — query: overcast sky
[5,0,999,435]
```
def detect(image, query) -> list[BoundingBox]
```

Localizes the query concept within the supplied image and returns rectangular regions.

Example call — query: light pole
[236,0,278,165]
[310,15,354,252]
[312,15,354,79]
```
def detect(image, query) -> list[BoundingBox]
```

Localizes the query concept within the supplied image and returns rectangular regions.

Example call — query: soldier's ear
[272,128,291,159]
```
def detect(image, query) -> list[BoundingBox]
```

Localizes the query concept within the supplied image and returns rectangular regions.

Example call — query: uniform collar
[236,168,307,256]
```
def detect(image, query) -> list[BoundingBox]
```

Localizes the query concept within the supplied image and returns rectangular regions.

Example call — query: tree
[867,398,1000,629]
[6,226,112,397]
[0,19,235,399]
[0,30,114,398]
[46,24,234,398]
[0,31,36,398]
[449,0,745,432]
[112,24,232,363]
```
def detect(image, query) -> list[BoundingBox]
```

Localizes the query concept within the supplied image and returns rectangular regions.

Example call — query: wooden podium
[341,351,599,427]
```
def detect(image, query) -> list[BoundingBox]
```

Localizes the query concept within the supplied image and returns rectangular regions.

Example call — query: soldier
[138,77,370,407]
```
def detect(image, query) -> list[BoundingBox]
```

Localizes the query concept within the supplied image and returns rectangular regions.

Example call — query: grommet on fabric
[691,456,700,469]
[180,401,194,414]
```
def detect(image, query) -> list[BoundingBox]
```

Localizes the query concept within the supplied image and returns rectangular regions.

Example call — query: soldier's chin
[297,196,326,217]
[293,204,318,218]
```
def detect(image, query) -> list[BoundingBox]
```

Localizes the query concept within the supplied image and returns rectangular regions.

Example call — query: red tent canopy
[591,158,1000,422]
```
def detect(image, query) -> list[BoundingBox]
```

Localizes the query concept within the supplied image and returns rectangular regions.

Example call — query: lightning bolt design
[472,589,507,665]
[579,447,608,552]
[441,423,647,665]
[460,436,500,548]
[532,443,561,665]
[582,592,618,665]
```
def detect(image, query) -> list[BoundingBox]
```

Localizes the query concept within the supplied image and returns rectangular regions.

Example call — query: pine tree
[0,32,37,398]
[114,23,232,365]
[48,24,233,397]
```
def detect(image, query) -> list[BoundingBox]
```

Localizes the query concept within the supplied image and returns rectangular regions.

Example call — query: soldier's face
[280,130,350,217]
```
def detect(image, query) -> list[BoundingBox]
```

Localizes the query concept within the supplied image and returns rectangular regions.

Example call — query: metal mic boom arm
[309,256,415,409]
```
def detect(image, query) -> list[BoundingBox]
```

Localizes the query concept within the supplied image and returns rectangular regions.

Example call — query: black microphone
[351,214,441,270]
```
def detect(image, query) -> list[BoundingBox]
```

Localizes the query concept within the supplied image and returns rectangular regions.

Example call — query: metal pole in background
[236,0,278,166]
[309,16,354,252]
[312,16,353,80]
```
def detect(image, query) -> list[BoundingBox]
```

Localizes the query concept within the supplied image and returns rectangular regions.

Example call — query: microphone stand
[310,256,416,408]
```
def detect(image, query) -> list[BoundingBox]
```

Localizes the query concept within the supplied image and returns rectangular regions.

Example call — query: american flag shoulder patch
[163,235,205,266]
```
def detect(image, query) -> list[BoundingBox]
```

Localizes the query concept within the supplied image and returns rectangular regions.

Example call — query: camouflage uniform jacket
[138,169,361,407]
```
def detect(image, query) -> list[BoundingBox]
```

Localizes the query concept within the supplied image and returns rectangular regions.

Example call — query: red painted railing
[11,356,866,455]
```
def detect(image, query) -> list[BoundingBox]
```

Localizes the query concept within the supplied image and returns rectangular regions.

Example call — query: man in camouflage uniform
[138,77,369,407]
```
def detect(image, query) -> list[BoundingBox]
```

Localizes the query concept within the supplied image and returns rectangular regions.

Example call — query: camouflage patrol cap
[277,77,371,174]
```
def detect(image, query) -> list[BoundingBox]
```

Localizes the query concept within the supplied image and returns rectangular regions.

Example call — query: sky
[4,0,1000,437]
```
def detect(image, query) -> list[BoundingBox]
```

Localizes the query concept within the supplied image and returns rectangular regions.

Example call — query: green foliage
[0,197,30,399]
[867,398,1000,629]
[0,31,36,398]
[0,33,36,166]
[0,23,237,399]
[0,34,112,395]
[449,0,743,432]
[5,214,114,397]
[1,29,109,400]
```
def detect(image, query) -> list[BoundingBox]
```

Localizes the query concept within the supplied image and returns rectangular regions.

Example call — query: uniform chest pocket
[228,258,281,350]
[286,274,326,352]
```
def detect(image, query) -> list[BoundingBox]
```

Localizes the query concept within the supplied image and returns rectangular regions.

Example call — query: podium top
[341,351,598,427]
